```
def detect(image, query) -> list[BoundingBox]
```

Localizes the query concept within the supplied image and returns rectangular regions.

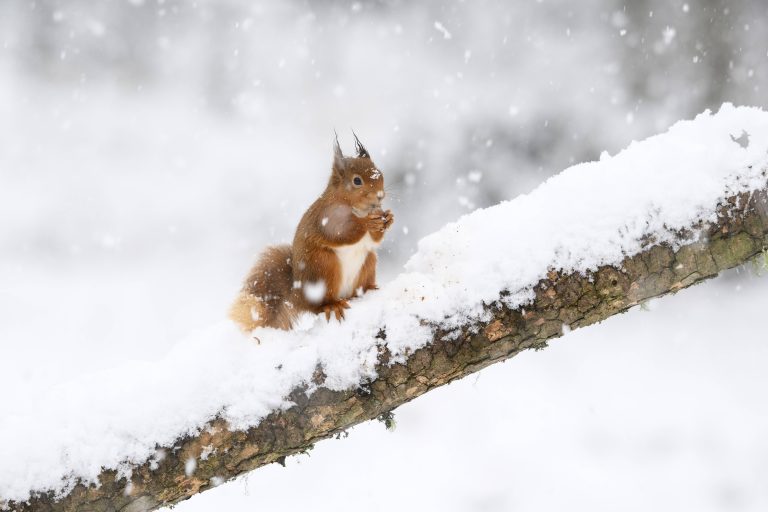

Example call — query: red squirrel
[230,133,394,331]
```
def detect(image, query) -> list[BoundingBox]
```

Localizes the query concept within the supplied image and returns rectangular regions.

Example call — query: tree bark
[8,188,768,512]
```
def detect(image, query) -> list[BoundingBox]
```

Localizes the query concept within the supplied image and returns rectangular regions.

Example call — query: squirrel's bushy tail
[229,244,297,331]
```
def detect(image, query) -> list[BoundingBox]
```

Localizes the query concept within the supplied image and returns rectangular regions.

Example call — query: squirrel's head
[327,132,385,216]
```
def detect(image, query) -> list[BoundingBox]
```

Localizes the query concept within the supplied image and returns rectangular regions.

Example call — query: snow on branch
[3,105,768,512]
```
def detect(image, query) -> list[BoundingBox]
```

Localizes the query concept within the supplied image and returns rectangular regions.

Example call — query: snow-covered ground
[2,92,767,507]
[3,1,768,509]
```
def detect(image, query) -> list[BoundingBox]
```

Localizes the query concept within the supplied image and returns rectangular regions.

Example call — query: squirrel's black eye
[353,176,363,187]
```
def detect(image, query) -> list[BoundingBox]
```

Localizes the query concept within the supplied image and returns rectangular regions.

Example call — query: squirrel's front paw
[323,299,350,322]
[382,209,394,230]
[367,209,394,233]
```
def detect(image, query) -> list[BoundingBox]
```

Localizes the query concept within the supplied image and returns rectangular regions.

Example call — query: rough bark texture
[7,187,768,512]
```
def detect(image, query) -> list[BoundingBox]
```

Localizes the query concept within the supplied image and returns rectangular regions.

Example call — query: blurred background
[1,1,768,510]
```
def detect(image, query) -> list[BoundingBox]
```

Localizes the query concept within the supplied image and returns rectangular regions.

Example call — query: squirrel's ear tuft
[352,130,370,159]
[332,130,346,176]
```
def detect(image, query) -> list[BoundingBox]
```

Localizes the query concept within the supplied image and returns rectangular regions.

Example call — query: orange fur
[229,245,298,331]
[354,251,378,293]
[229,136,393,332]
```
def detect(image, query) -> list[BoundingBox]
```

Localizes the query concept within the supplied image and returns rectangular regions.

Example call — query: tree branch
[10,188,768,512]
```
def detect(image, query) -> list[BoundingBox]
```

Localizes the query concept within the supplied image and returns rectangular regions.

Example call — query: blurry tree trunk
[696,0,736,109]
[8,188,768,512]
[620,0,741,116]
[204,2,239,112]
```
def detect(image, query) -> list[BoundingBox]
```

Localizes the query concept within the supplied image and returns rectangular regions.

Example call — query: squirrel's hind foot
[323,299,351,322]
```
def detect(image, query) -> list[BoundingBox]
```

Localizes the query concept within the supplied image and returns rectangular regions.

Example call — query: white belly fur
[334,233,379,299]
